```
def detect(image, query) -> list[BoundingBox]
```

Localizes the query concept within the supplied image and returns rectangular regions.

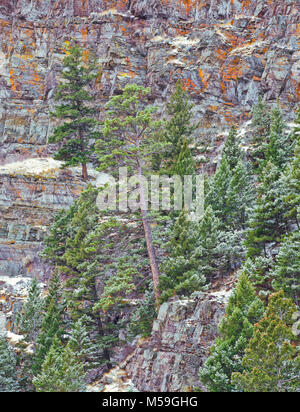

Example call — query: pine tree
[163,80,198,171]
[33,336,86,392]
[271,230,300,305]
[41,204,78,265]
[160,209,207,302]
[222,126,242,171]
[32,272,65,375]
[245,162,288,258]
[240,256,273,296]
[192,206,229,282]
[249,97,271,170]
[96,83,165,305]
[17,278,44,352]
[49,44,99,181]
[226,160,254,230]
[172,138,195,178]
[206,156,232,226]
[264,105,292,171]
[199,273,265,392]
[60,185,112,367]
[68,315,99,371]
[0,337,19,392]
[282,128,300,228]
[231,291,300,392]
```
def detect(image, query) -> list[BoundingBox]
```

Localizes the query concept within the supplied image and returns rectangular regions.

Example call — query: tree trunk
[82,163,88,181]
[138,159,161,306]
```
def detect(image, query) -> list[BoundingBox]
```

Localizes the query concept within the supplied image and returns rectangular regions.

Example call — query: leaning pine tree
[49,44,99,181]
[96,84,166,306]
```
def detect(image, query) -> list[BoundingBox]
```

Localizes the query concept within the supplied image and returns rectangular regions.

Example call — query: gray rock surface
[124,289,231,392]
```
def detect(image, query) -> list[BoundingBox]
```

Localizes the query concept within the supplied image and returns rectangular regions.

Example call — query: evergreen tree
[160,209,207,302]
[264,105,292,171]
[245,162,288,258]
[60,185,112,366]
[206,131,253,231]
[96,83,165,305]
[206,156,232,226]
[0,337,19,392]
[271,230,300,305]
[199,273,265,392]
[232,291,300,392]
[240,255,273,296]
[49,44,99,181]
[17,278,44,352]
[32,272,65,375]
[173,138,195,178]
[33,336,86,392]
[163,80,198,171]
[41,204,78,266]
[222,126,242,171]
[282,130,300,228]
[68,315,99,371]
[226,160,254,230]
[249,97,271,170]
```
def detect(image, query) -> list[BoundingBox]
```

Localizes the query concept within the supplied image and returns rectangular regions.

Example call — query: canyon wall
[0,0,299,163]
[0,0,299,340]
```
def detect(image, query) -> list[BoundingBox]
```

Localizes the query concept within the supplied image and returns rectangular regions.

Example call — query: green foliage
[129,287,157,338]
[231,291,300,392]
[206,130,254,230]
[172,138,195,178]
[282,129,300,227]
[264,105,293,171]
[199,274,265,392]
[162,80,198,172]
[33,336,86,392]
[68,315,99,371]
[96,83,163,174]
[249,97,271,170]
[32,272,65,375]
[49,45,99,179]
[222,126,242,171]
[271,230,300,305]
[160,209,207,302]
[16,278,44,350]
[0,337,19,392]
[245,162,288,258]
[94,257,136,313]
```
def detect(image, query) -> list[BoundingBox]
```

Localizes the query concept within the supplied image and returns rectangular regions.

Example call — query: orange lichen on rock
[198,68,208,90]
[9,68,19,93]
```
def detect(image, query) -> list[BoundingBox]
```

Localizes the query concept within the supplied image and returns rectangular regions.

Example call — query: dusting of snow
[0,158,62,177]
[0,157,102,179]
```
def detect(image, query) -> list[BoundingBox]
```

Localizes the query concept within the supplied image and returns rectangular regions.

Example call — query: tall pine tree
[49,44,99,181]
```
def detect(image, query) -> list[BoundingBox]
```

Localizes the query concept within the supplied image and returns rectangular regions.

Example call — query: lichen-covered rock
[0,0,299,163]
[124,289,231,392]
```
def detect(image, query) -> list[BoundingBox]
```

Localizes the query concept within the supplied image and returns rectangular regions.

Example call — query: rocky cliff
[0,0,299,278]
[0,0,299,164]
[0,0,299,389]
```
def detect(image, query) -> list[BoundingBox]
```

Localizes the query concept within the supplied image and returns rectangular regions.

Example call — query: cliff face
[0,0,299,385]
[0,0,299,163]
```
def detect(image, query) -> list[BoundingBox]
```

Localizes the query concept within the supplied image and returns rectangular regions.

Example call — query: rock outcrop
[0,0,299,377]
[0,0,299,164]
[124,289,231,392]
